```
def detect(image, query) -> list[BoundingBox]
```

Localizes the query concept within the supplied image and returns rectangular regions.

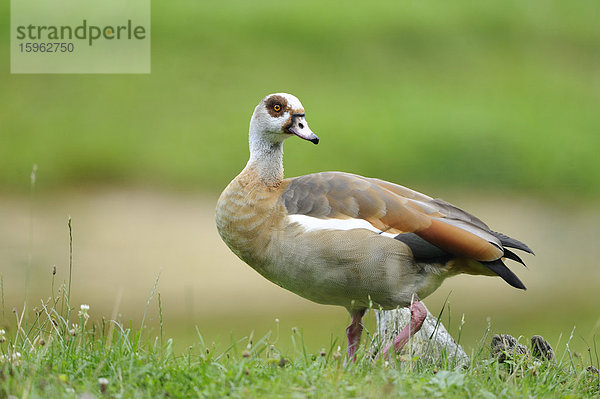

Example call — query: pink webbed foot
[378,301,427,360]
[344,309,366,365]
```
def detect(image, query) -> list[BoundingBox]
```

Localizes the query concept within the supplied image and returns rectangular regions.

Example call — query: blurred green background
[2,0,600,194]
[1,0,599,355]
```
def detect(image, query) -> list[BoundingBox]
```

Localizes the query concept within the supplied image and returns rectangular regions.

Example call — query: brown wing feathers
[282,172,532,289]
[366,177,533,289]
[416,218,503,261]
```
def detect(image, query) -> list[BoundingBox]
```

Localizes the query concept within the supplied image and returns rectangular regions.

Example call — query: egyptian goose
[215,93,533,361]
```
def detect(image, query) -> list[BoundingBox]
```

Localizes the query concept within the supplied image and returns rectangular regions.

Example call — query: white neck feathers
[245,124,285,185]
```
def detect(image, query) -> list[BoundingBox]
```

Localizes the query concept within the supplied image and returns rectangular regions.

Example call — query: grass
[1,206,599,398]
[1,276,599,398]
[1,0,600,196]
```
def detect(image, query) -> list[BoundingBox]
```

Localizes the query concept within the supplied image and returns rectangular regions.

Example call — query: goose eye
[273,104,281,112]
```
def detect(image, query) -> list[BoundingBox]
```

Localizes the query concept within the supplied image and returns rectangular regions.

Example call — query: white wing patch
[287,214,397,238]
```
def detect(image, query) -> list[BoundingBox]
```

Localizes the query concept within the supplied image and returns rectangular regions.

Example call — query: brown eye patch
[266,95,288,117]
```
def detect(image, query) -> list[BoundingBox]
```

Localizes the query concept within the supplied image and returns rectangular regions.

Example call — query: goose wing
[282,172,533,289]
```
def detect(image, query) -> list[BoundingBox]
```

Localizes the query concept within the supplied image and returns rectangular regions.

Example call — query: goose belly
[262,226,447,310]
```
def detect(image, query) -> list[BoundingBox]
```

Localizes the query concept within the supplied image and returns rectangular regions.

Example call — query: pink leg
[345,309,366,363]
[379,301,427,360]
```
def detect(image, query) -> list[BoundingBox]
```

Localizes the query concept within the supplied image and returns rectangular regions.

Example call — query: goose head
[249,93,319,146]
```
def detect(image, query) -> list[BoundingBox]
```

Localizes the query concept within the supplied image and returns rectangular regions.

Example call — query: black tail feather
[490,231,534,255]
[483,259,527,290]
[502,248,527,268]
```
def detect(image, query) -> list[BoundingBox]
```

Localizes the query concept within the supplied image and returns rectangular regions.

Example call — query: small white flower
[69,323,79,337]
[8,351,22,366]
[98,377,109,393]
[78,304,90,320]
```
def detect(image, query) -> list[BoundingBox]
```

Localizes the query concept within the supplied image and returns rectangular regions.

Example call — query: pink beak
[287,113,319,144]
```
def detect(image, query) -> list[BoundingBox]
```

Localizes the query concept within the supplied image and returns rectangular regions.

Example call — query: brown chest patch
[216,170,291,269]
